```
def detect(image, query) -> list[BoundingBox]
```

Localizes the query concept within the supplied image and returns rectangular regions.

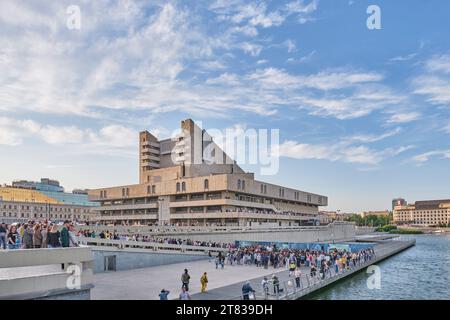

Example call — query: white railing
[76,237,230,254]
[76,221,353,235]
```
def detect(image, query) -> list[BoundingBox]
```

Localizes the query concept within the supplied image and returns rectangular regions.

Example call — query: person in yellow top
[200,272,208,293]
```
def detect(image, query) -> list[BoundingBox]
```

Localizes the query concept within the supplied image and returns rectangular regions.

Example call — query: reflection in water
[307,235,450,300]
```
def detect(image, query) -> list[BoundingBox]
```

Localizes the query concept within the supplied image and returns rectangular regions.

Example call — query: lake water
[307,235,450,300]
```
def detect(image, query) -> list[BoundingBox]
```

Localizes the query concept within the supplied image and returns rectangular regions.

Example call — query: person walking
[23,224,34,249]
[7,225,19,249]
[47,224,61,248]
[0,223,7,250]
[60,220,71,248]
[261,277,269,299]
[159,289,170,300]
[41,224,48,248]
[181,269,191,291]
[272,274,280,295]
[32,224,43,248]
[242,281,255,300]
[294,268,302,288]
[179,287,191,300]
[200,272,208,293]
[68,224,79,247]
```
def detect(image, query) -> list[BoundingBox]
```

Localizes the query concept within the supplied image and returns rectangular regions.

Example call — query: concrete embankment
[189,239,416,300]
[284,239,415,300]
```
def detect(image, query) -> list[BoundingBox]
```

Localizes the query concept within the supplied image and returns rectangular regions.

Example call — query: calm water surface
[307,235,450,300]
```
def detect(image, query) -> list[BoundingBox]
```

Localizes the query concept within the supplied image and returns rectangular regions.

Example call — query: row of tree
[344,213,393,227]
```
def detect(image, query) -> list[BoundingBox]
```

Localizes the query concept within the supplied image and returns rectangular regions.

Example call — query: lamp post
[158,197,164,226]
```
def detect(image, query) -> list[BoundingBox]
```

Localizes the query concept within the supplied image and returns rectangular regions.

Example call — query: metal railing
[76,221,354,236]
[76,237,229,254]
[261,239,416,300]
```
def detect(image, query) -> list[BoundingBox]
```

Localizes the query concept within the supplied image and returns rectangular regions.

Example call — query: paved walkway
[91,240,414,300]
[91,258,287,300]
[191,240,415,300]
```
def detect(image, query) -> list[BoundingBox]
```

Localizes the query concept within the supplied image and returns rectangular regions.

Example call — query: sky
[0,0,449,212]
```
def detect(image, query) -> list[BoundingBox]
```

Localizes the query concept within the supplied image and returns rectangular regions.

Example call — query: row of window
[1,204,89,213]
[100,179,212,199]
[99,178,321,205]
[2,212,86,219]
[241,180,316,203]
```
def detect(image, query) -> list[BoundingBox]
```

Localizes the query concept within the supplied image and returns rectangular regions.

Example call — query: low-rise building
[393,199,450,226]
[360,210,390,218]
[0,179,99,224]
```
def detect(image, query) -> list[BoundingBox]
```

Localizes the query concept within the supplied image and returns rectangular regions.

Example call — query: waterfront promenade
[91,239,415,300]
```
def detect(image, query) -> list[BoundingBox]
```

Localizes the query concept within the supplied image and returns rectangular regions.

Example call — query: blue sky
[0,0,449,212]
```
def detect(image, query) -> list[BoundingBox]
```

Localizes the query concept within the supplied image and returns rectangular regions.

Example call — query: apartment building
[393,199,450,226]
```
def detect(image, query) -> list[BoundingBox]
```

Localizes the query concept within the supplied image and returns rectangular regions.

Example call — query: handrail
[76,221,354,235]
[76,237,230,253]
[261,239,416,300]
[0,247,93,269]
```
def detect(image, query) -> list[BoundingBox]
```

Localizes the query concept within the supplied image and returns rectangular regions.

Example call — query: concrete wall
[157,223,356,243]
[92,248,209,273]
[0,248,94,300]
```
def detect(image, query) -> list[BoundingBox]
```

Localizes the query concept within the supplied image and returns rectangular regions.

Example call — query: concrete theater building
[89,119,328,227]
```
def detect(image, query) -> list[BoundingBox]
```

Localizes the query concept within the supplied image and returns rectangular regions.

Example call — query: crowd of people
[158,244,376,300]
[0,220,79,250]
[222,244,376,276]
[77,229,234,249]
[223,208,312,217]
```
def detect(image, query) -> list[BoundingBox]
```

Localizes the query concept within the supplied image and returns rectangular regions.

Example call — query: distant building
[392,198,407,210]
[319,211,355,222]
[12,178,64,193]
[0,179,99,224]
[393,199,450,226]
[89,119,328,226]
[360,210,390,218]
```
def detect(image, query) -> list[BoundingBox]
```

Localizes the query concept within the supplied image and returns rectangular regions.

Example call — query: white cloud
[0,0,409,124]
[389,53,418,62]
[344,127,402,143]
[425,53,450,73]
[413,76,450,105]
[411,150,450,164]
[0,2,219,117]
[0,117,138,152]
[387,112,420,124]
[284,39,297,53]
[413,53,450,104]
[444,124,450,134]
[278,139,413,166]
